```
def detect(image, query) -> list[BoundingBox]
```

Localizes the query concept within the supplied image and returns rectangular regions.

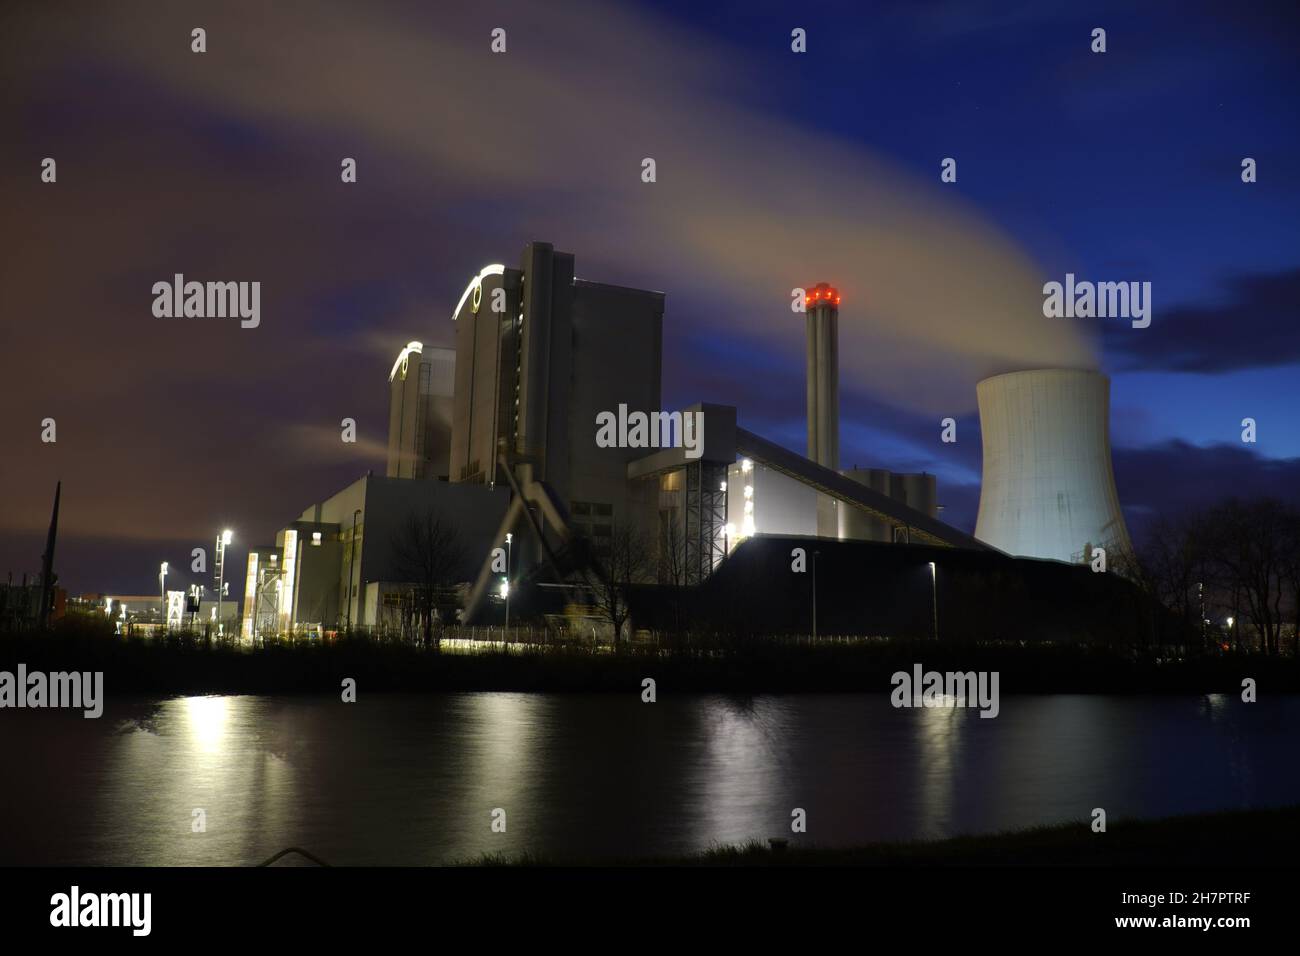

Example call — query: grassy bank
[3,623,1299,695]
[469,804,1300,866]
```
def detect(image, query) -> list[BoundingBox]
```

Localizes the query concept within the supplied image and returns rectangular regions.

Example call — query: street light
[928,561,939,642]
[215,530,233,637]
[504,533,513,629]
[159,561,168,622]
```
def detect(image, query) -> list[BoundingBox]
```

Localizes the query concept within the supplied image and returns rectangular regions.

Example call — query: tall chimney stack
[805,282,840,470]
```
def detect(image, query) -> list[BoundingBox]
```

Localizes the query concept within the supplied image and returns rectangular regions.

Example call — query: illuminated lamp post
[159,562,168,624]
[215,530,232,636]
[928,561,939,642]
[504,532,513,629]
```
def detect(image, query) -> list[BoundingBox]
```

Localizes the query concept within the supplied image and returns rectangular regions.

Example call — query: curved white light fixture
[388,340,424,382]
[450,264,506,322]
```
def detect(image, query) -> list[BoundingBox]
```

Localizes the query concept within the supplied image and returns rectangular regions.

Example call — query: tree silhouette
[391,510,467,650]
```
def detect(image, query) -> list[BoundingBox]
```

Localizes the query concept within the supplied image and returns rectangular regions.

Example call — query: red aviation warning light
[805,282,841,309]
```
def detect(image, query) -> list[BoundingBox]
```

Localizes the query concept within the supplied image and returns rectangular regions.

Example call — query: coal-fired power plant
[974,368,1133,563]
[236,246,1140,641]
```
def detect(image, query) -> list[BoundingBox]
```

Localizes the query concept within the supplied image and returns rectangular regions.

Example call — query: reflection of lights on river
[914,703,961,838]
[464,693,538,790]
[184,696,230,753]
[695,698,785,846]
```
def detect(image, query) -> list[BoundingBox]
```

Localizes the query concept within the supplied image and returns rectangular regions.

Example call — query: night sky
[2,0,1298,596]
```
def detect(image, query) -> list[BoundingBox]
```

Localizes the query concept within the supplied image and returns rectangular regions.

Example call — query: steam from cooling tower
[974,369,1132,563]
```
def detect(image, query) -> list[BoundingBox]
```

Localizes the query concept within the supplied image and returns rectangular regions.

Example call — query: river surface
[2,693,1296,865]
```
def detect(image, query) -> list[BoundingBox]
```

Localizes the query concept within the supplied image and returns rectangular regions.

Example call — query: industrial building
[240,474,508,639]
[447,244,667,610]
[242,239,1132,639]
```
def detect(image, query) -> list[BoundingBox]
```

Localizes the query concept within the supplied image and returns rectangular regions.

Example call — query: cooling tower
[974,369,1132,563]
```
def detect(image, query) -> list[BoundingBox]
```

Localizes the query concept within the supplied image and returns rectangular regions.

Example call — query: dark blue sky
[2,0,1298,594]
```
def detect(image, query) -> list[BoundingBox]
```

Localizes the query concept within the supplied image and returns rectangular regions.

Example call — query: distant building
[83,593,237,631]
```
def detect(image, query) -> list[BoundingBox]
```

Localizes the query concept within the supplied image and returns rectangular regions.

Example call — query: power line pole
[345,509,361,630]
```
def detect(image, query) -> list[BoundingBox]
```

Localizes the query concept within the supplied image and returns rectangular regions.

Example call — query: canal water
[2,693,1295,865]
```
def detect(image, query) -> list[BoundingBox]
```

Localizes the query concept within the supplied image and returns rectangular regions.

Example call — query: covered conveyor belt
[733,427,992,550]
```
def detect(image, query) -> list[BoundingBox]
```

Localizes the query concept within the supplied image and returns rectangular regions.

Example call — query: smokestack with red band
[805,282,840,471]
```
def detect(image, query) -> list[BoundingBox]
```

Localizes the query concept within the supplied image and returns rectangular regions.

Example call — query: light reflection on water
[1,693,1297,865]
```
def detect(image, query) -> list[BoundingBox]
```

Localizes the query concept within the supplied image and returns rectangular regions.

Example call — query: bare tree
[1200,500,1289,656]
[1135,513,1212,649]
[1281,508,1300,656]
[584,520,652,648]
[391,511,467,650]
[1141,499,1299,656]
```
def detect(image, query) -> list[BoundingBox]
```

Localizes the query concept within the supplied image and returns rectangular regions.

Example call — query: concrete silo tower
[387,342,455,480]
[974,368,1132,563]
